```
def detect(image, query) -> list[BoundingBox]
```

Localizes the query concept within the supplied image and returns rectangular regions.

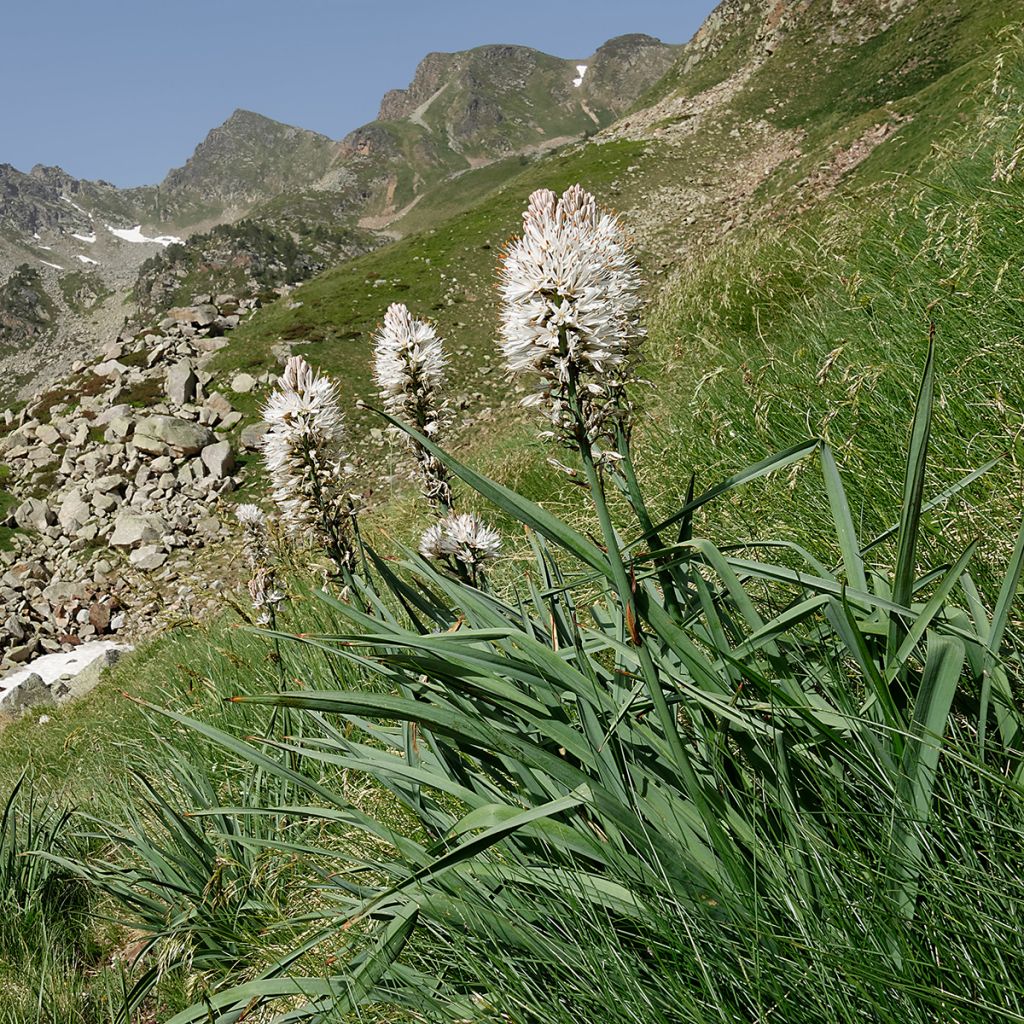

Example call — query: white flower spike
[498,184,643,459]
[373,302,452,508]
[261,355,356,573]
[235,503,270,569]
[420,512,501,583]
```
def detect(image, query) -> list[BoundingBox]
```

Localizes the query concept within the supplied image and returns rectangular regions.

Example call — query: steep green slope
[205,0,1022,545]
[5,4,1024,1019]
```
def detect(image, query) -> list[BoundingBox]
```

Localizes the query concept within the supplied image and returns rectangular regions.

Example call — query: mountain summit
[156,110,341,220]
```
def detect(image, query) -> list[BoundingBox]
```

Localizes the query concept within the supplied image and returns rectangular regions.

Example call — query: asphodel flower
[247,566,285,626]
[420,512,501,584]
[235,503,270,569]
[261,355,357,573]
[373,302,452,508]
[498,184,643,459]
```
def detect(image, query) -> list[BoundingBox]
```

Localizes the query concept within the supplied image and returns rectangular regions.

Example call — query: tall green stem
[558,328,727,865]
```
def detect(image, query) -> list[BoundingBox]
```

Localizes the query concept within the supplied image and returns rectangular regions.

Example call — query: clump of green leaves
[104,183,1024,1020]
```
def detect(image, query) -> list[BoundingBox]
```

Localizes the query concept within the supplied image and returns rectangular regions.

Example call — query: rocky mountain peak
[377,44,550,123]
[157,110,340,215]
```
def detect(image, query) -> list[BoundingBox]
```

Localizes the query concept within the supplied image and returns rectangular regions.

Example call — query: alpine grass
[66,184,1023,1022]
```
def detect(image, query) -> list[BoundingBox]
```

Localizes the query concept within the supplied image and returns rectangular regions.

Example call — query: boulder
[134,416,215,456]
[240,422,269,451]
[129,545,167,571]
[168,304,218,327]
[201,441,235,479]
[35,423,60,446]
[230,373,256,394]
[57,490,91,533]
[14,498,55,532]
[109,513,168,548]
[5,638,38,664]
[202,392,234,423]
[91,474,125,494]
[0,673,53,715]
[166,361,198,406]
[92,359,129,378]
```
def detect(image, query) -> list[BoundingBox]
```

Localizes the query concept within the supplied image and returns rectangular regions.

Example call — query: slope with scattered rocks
[0,293,274,675]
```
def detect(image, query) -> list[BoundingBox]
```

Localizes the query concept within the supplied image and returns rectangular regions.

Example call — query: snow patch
[59,194,91,217]
[72,231,96,243]
[39,259,64,270]
[75,254,99,265]
[572,64,588,88]
[106,224,183,246]
[0,642,124,691]
[0,641,131,710]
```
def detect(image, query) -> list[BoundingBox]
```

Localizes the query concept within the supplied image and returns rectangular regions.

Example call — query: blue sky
[0,1,716,187]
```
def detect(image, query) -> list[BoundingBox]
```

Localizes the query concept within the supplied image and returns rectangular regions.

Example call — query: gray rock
[104,416,133,443]
[168,303,218,326]
[109,513,169,548]
[35,423,60,446]
[166,361,198,406]
[91,474,125,494]
[43,580,80,605]
[200,441,235,479]
[230,373,256,394]
[240,421,269,450]
[202,392,233,422]
[14,498,55,532]
[5,639,38,664]
[134,416,215,457]
[92,493,120,514]
[197,516,222,539]
[57,490,91,533]
[92,359,129,378]
[0,673,53,715]
[129,545,167,571]
[95,404,132,427]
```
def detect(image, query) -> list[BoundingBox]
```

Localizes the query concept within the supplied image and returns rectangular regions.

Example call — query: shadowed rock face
[157,109,342,214]
[375,35,682,154]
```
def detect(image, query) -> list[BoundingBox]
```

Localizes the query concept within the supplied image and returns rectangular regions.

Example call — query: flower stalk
[261,355,361,587]
[374,303,452,510]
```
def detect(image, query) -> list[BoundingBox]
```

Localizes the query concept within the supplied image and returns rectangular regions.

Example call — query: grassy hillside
[3,3,1024,1021]
[197,0,1022,550]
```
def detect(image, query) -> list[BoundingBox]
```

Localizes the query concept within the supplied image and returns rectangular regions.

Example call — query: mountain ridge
[0,32,681,403]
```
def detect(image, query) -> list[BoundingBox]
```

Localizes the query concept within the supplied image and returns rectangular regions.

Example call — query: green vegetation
[57,271,111,314]
[0,464,16,551]
[4,7,1024,1022]
[133,218,374,315]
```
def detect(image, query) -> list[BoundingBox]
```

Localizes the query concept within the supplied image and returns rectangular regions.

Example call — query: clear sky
[0,0,717,187]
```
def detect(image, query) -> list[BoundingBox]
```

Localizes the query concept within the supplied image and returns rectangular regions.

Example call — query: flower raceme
[499,184,643,459]
[420,512,501,584]
[373,303,452,508]
[235,503,270,569]
[374,303,447,428]
[261,355,357,573]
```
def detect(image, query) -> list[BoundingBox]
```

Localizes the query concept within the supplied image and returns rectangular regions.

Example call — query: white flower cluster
[373,303,452,508]
[235,503,270,569]
[261,356,356,571]
[374,302,447,428]
[420,512,502,582]
[498,184,642,456]
[247,566,286,626]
